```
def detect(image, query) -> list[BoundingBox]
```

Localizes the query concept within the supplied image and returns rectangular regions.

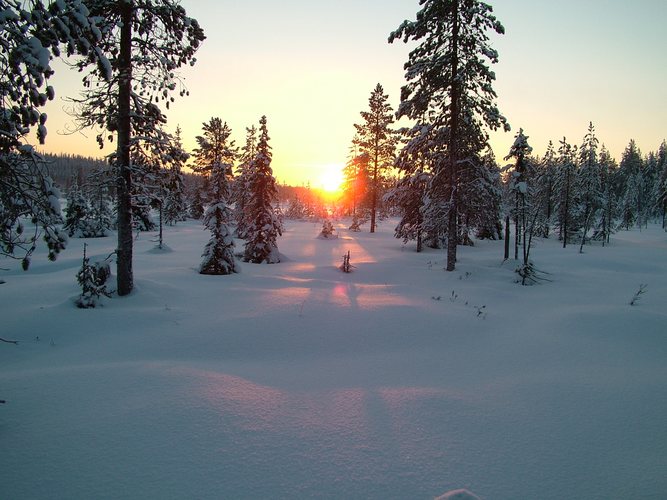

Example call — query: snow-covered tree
[63,181,90,237]
[533,141,557,238]
[232,125,257,239]
[244,116,282,264]
[504,128,533,259]
[617,140,644,230]
[595,145,617,245]
[390,0,509,271]
[163,126,189,226]
[353,84,397,233]
[69,0,205,296]
[341,141,369,218]
[193,118,238,275]
[554,138,578,247]
[1,0,104,268]
[654,141,667,229]
[576,122,602,251]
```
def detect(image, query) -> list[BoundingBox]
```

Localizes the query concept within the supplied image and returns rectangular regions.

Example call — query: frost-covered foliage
[1,0,104,267]
[75,244,111,308]
[194,118,237,275]
[244,116,282,264]
[385,172,429,251]
[1,148,67,268]
[390,0,509,271]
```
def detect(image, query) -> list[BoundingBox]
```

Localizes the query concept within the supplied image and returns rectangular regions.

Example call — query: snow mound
[435,489,481,500]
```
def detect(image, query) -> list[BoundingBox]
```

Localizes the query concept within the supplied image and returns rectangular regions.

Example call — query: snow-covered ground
[2,218,666,499]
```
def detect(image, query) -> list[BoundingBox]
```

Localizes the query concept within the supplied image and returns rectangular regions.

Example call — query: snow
[1,218,667,499]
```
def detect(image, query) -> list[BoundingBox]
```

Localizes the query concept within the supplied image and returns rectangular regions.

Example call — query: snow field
[1,218,666,499]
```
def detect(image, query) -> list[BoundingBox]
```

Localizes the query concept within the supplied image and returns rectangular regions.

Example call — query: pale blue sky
[42,0,666,185]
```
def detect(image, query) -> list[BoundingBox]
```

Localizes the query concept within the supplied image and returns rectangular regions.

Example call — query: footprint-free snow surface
[2,219,666,499]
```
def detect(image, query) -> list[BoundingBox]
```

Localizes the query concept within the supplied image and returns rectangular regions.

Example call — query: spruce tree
[654,141,667,229]
[233,126,257,239]
[63,182,90,238]
[193,118,238,275]
[390,0,509,271]
[163,126,189,226]
[577,122,602,251]
[596,145,617,245]
[244,116,282,264]
[504,128,533,259]
[353,84,397,233]
[554,138,578,247]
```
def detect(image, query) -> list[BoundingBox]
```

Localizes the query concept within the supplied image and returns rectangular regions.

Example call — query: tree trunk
[504,215,510,260]
[446,0,460,272]
[116,0,133,296]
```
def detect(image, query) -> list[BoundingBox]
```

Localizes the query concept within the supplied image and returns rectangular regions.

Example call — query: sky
[39,0,667,187]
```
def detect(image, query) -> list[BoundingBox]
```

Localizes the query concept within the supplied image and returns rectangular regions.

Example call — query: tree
[353,83,397,233]
[504,128,533,259]
[617,140,644,230]
[577,122,602,251]
[244,116,282,264]
[595,145,617,245]
[1,0,103,268]
[554,138,578,247]
[390,0,509,271]
[163,126,189,226]
[63,181,90,237]
[654,141,667,229]
[193,117,238,275]
[232,125,257,239]
[69,0,205,296]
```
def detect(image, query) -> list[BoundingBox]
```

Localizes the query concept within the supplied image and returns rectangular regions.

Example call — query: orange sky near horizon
[37,0,667,188]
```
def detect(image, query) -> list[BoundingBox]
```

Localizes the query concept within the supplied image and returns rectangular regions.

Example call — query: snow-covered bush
[76,246,112,308]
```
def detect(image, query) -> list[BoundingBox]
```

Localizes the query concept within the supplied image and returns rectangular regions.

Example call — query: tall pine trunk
[446,0,460,272]
[116,0,133,296]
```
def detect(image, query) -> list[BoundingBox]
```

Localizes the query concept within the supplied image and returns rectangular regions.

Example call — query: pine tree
[390,0,509,271]
[69,0,205,296]
[63,181,90,238]
[163,126,189,226]
[504,128,533,259]
[244,116,282,264]
[534,141,557,238]
[595,145,617,245]
[341,140,370,218]
[554,138,578,247]
[654,141,667,229]
[193,118,238,275]
[353,84,397,233]
[577,122,602,251]
[617,140,644,230]
[233,126,257,239]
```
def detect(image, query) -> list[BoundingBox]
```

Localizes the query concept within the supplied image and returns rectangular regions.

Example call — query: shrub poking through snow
[76,244,112,308]
[318,219,337,239]
[340,250,354,273]
[629,283,647,305]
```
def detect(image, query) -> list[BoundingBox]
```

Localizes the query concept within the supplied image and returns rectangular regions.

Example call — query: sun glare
[318,163,344,193]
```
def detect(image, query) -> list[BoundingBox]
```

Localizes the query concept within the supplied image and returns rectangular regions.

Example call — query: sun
[318,163,344,193]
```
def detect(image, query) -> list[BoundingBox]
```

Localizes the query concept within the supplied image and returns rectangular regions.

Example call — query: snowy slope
[1,219,666,499]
